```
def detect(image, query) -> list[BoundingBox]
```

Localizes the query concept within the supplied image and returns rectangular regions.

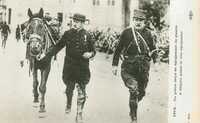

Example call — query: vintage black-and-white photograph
[0,0,169,123]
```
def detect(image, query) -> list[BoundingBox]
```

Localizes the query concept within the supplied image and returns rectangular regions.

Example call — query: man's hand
[112,66,118,76]
[82,52,93,59]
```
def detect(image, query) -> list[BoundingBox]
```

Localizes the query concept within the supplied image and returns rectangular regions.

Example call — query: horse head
[26,8,47,59]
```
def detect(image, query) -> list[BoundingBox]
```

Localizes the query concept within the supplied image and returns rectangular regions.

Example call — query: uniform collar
[77,28,84,32]
[71,28,85,33]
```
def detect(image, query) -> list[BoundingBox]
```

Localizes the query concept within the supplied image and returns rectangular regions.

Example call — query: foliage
[140,0,169,31]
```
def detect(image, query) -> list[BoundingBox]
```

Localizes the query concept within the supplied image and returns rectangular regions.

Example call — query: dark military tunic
[46,28,96,85]
[112,27,156,100]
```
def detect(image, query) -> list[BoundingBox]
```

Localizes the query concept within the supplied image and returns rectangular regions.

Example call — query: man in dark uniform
[40,13,96,123]
[0,21,11,49]
[112,9,157,123]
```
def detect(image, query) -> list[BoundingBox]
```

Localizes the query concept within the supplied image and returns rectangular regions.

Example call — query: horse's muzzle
[29,38,43,58]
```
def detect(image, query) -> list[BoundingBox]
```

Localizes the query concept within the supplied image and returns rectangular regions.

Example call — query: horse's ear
[28,8,32,17]
[38,8,44,17]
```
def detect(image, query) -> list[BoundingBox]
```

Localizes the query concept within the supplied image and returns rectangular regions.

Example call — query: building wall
[89,0,123,30]
[6,0,139,31]
[62,0,139,31]
[7,0,63,27]
[0,0,7,23]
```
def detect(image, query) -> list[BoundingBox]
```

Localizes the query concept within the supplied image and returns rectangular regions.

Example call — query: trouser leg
[76,83,86,123]
[129,90,138,122]
[121,69,138,122]
[65,81,76,113]
[138,72,149,102]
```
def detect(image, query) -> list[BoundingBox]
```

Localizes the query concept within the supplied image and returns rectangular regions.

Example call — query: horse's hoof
[130,121,137,123]
[76,114,83,123]
[130,115,137,123]
[39,105,46,113]
[39,108,46,113]
[32,103,39,108]
[33,98,39,103]
[65,108,71,114]
[38,113,47,118]
[130,119,137,123]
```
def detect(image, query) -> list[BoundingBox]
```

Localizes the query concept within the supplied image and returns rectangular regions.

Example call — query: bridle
[29,33,44,59]
[26,17,46,59]
[23,17,57,60]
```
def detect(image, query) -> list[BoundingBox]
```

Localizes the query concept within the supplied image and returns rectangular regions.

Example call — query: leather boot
[65,92,73,114]
[129,91,138,123]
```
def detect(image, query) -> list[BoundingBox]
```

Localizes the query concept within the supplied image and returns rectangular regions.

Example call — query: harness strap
[23,21,31,43]
[131,27,141,54]
[44,24,56,45]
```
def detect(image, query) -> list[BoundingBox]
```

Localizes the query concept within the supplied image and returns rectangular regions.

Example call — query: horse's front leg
[32,68,39,103]
[39,64,51,113]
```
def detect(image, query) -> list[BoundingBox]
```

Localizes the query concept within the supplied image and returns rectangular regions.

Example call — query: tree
[140,0,169,31]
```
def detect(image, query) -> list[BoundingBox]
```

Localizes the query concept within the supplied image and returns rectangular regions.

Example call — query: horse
[22,8,58,113]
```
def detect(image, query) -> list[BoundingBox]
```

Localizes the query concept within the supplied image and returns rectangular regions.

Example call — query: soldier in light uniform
[40,13,96,123]
[112,9,157,123]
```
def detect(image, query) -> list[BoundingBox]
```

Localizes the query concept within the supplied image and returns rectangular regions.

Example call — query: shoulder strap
[121,27,149,60]
[136,31,150,53]
[121,27,141,57]
[131,27,141,54]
